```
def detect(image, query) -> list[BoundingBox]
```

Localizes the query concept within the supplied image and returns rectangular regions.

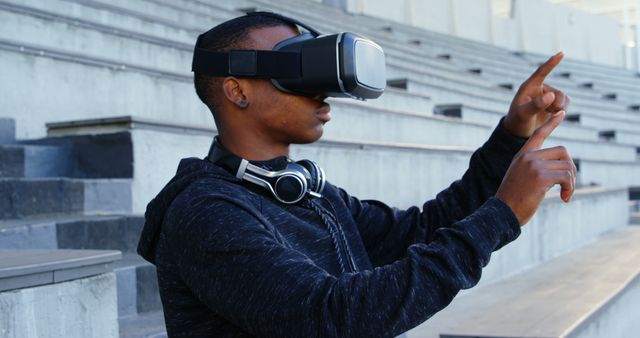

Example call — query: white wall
[514,0,623,66]
[410,0,453,35]
[347,0,624,67]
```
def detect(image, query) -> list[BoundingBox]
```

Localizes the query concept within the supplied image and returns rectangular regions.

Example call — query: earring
[236,99,249,108]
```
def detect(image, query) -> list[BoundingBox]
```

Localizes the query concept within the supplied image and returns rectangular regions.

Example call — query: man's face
[242,25,331,145]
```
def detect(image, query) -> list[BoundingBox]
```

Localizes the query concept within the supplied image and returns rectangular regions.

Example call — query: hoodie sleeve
[168,195,520,337]
[344,119,527,266]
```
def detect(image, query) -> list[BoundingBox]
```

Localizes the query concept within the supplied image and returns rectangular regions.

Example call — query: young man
[138,12,574,337]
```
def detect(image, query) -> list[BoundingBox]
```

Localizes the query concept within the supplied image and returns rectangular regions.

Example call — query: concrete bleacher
[1,0,639,337]
[0,249,121,337]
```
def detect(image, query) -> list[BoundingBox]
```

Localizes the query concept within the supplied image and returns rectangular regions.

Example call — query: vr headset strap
[192,49,301,79]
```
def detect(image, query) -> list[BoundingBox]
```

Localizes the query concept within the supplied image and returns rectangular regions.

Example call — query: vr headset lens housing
[271,32,386,99]
[191,14,386,100]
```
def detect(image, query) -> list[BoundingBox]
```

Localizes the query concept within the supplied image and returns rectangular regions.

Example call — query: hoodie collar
[207,136,291,174]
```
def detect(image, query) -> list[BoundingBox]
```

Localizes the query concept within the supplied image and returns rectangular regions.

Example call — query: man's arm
[167,196,520,338]
[345,53,573,266]
[342,119,525,266]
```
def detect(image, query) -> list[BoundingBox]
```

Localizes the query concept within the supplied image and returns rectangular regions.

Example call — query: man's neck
[218,132,289,161]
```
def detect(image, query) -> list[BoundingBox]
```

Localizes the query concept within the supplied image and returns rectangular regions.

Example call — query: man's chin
[291,129,323,145]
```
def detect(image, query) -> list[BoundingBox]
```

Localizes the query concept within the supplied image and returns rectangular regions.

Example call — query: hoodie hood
[137,142,290,264]
[137,158,231,264]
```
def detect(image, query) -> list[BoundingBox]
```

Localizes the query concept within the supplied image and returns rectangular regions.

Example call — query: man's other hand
[503,52,571,138]
[496,111,577,225]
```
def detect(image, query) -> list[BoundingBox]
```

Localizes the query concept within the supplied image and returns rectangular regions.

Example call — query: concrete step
[227,0,562,95]
[56,215,144,253]
[238,2,636,110]
[5,34,634,164]
[151,0,245,19]
[0,41,208,139]
[44,116,638,214]
[391,71,639,123]
[0,215,160,317]
[63,0,233,30]
[0,0,193,74]
[572,79,640,103]
[0,214,141,250]
[1,0,198,43]
[631,213,640,225]
[607,129,640,146]
[407,226,640,338]
[90,0,544,105]
[119,310,167,338]
[113,254,162,317]
[56,216,161,316]
[0,214,143,249]
[433,103,601,142]
[391,60,640,110]
[251,0,640,99]
[0,144,73,178]
[571,113,640,137]
[367,88,434,116]
[1,0,441,116]
[0,118,15,144]
[21,131,134,179]
[1,2,636,140]
[522,52,640,88]
[326,100,639,163]
[579,159,640,187]
[247,0,528,71]
[0,178,132,220]
[41,0,640,107]
[0,216,59,249]
[396,74,640,123]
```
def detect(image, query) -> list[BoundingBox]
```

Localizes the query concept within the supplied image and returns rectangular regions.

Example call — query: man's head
[194,14,331,147]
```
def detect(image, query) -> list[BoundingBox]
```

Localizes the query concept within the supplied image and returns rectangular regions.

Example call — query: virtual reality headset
[191,11,386,100]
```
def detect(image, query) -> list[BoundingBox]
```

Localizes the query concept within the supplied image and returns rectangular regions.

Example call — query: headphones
[207,138,326,204]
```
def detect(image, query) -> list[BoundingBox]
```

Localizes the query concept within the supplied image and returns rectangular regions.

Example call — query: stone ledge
[0,249,121,292]
[0,118,15,144]
[410,227,640,338]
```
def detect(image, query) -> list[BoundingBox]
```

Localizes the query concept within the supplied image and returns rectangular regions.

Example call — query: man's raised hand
[503,52,571,138]
[496,111,577,226]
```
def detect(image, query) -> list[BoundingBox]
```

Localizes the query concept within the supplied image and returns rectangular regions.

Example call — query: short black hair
[193,14,298,116]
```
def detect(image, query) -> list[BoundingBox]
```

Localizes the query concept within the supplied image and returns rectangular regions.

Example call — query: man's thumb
[522,110,565,151]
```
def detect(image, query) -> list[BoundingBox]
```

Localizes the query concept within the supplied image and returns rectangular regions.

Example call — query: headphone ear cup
[286,162,312,187]
[296,160,324,193]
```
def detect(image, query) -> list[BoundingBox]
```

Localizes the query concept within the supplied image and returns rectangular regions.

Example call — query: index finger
[526,51,564,84]
[521,110,565,152]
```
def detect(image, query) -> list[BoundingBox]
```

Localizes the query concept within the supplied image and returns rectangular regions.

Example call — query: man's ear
[222,77,249,109]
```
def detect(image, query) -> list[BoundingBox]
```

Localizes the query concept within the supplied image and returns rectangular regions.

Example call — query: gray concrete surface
[0,272,119,338]
[0,118,15,144]
[407,227,640,338]
[0,178,131,220]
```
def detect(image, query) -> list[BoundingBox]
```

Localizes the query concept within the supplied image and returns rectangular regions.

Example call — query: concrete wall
[351,0,492,42]
[132,128,212,213]
[347,0,624,67]
[478,187,630,287]
[0,273,118,338]
[129,124,471,213]
[571,274,640,338]
[514,0,623,67]
[492,16,519,50]
[0,49,208,140]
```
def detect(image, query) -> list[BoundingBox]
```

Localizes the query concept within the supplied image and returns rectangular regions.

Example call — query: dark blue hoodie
[137,121,525,337]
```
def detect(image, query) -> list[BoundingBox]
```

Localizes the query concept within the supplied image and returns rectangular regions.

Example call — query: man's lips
[316,103,331,123]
